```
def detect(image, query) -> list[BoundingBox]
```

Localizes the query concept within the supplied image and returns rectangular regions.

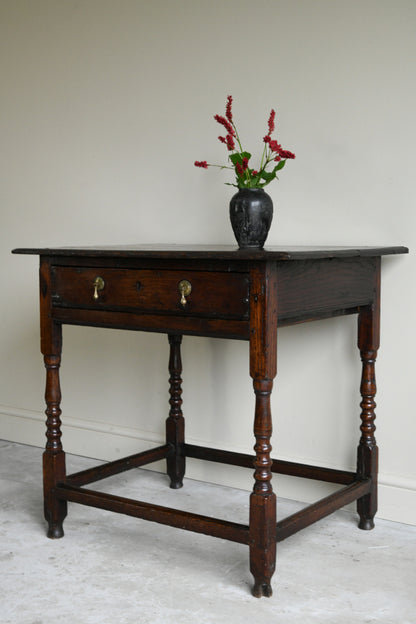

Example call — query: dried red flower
[242,156,249,170]
[263,135,271,144]
[194,160,208,168]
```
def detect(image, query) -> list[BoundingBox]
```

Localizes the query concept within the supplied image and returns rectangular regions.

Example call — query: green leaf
[229,152,251,166]
[229,153,241,166]
[261,170,276,183]
[274,160,286,172]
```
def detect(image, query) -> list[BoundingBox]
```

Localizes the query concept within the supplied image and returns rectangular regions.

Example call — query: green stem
[261,149,279,172]
[232,121,245,154]
[259,143,268,171]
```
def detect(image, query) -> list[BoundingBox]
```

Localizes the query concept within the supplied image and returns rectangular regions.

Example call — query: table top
[12,244,408,260]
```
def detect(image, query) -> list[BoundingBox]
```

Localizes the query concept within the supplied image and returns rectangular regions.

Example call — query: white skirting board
[1,405,415,527]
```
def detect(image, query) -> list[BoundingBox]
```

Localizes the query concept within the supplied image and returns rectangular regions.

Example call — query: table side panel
[276,257,378,323]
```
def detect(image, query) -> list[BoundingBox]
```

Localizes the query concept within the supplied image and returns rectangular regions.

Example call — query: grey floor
[1,440,415,624]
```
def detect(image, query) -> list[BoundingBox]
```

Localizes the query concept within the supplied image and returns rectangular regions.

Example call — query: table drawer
[51,266,249,319]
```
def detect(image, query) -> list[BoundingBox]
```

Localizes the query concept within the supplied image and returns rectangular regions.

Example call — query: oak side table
[12,245,408,597]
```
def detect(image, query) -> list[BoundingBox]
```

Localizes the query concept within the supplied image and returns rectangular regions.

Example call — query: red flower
[269,140,281,153]
[219,134,235,150]
[226,95,233,122]
[279,149,296,159]
[235,162,244,176]
[226,134,235,151]
[268,109,276,135]
[214,114,235,137]
[195,97,294,189]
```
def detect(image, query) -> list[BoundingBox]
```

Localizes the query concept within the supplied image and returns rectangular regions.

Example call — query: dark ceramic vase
[229,188,273,249]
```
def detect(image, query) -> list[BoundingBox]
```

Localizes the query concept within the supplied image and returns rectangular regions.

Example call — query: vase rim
[237,186,266,191]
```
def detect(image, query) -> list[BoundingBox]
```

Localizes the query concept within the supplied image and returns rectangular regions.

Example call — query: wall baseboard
[1,405,415,526]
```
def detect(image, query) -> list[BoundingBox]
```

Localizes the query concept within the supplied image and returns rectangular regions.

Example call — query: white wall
[1,0,414,525]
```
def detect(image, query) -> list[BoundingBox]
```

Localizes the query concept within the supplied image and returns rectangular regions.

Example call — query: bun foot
[47,523,64,539]
[252,581,273,598]
[359,517,375,531]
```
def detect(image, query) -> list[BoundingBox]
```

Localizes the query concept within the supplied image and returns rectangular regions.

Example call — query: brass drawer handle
[178,280,192,307]
[93,276,105,300]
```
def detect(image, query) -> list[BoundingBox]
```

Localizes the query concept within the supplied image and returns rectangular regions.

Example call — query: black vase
[229,188,273,249]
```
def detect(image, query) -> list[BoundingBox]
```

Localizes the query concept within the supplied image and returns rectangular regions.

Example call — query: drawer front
[52,267,249,319]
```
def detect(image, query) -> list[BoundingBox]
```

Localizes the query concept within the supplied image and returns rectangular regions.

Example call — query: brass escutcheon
[93,276,105,300]
[178,279,192,306]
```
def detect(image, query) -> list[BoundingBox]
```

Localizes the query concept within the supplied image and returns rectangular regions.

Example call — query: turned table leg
[39,258,67,537]
[166,334,185,489]
[357,301,380,530]
[249,262,278,597]
[43,349,67,538]
[250,378,276,598]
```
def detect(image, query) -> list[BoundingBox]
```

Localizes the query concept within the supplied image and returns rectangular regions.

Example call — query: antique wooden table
[12,244,407,597]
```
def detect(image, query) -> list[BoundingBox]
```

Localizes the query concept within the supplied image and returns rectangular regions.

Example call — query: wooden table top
[12,244,408,260]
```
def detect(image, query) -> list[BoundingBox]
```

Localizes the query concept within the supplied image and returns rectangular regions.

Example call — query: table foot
[358,517,375,531]
[43,450,67,539]
[47,522,65,539]
[252,580,273,598]
[169,479,183,490]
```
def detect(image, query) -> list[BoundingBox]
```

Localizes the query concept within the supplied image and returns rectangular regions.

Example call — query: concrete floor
[1,440,415,624]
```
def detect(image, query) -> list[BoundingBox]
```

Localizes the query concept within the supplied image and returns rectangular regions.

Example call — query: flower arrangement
[195,95,295,189]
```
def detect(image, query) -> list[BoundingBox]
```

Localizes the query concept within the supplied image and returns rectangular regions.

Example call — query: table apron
[51,307,251,340]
